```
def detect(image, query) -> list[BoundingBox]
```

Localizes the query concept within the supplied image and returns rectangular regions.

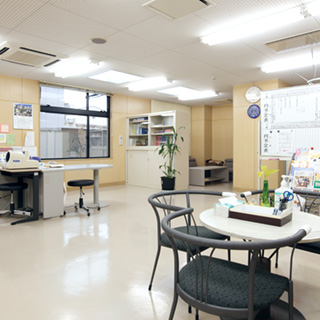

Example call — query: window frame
[40,87,110,160]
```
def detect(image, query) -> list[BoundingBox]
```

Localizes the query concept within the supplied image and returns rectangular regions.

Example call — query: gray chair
[67,179,94,216]
[147,190,232,292]
[161,207,309,320]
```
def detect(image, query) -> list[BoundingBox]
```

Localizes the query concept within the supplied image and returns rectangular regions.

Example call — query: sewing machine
[0,151,39,169]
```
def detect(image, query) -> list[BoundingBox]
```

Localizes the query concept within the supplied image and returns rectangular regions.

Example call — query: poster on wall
[13,103,33,129]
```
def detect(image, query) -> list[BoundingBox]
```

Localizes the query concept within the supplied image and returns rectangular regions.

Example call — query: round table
[200,209,320,243]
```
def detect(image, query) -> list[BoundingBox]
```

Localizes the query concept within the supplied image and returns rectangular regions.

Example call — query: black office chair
[67,179,94,216]
[162,207,309,320]
[147,190,232,292]
[0,182,28,215]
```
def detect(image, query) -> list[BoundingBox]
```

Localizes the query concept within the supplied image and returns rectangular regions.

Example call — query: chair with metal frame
[162,206,309,320]
[147,190,233,292]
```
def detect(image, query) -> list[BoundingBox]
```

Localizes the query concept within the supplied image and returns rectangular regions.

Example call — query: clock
[247,104,260,119]
[245,86,261,103]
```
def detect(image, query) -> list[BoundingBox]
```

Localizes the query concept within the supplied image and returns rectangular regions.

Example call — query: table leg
[87,169,109,209]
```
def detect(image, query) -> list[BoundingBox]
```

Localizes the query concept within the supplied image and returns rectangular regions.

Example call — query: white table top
[200,208,320,243]
[41,164,113,172]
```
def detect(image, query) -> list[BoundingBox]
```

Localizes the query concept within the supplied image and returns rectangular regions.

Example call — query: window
[40,85,110,159]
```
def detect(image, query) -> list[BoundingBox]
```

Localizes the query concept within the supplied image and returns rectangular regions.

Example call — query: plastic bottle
[274,175,292,210]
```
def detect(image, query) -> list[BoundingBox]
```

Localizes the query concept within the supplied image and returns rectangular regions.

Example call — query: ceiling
[1,0,320,106]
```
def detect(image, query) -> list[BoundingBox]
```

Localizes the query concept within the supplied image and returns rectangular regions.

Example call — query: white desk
[41,164,113,218]
[200,208,320,243]
[189,166,229,186]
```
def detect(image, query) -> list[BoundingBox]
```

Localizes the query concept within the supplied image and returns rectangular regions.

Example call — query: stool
[67,179,94,216]
[0,182,29,215]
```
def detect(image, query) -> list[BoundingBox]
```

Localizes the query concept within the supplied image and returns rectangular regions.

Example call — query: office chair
[0,182,28,215]
[67,179,94,216]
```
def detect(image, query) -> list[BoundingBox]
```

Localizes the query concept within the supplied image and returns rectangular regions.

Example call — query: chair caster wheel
[87,212,90,216]
[63,211,66,215]
[98,206,101,211]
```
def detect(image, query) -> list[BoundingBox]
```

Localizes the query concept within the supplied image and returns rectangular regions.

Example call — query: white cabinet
[126,110,189,189]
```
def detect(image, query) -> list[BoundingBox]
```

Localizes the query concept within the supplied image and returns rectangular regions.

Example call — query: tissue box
[229,204,292,227]
[214,203,229,217]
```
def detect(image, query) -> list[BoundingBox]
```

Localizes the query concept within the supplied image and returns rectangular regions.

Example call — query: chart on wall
[260,84,320,159]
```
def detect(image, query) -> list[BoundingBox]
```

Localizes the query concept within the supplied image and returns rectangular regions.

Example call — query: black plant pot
[161,176,175,190]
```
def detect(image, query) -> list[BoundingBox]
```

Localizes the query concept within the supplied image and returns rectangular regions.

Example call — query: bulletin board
[260,83,320,159]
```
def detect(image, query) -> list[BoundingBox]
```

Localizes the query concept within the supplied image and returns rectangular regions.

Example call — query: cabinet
[126,110,189,189]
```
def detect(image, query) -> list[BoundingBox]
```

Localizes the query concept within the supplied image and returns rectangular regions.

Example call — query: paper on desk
[219,196,244,208]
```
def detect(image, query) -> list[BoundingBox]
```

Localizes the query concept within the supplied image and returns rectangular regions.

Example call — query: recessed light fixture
[90,37,107,44]
[261,53,320,73]
[201,5,306,46]
[89,70,142,84]
[128,77,171,91]
[159,86,218,100]
[52,58,100,78]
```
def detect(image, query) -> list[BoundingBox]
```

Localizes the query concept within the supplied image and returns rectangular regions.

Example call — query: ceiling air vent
[143,0,215,19]
[0,42,67,67]
[266,29,320,53]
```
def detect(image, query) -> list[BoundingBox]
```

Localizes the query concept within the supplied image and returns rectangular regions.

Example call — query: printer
[1,151,39,169]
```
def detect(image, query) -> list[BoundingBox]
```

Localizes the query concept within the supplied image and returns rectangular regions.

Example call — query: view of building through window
[40,85,110,159]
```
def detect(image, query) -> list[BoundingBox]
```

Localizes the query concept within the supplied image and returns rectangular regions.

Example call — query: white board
[260,84,320,159]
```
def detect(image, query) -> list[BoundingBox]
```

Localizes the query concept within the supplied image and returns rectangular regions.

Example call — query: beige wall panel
[22,79,40,103]
[151,100,190,114]
[212,120,233,161]
[212,104,233,120]
[191,105,205,120]
[204,119,212,162]
[111,94,128,114]
[0,75,22,102]
[191,119,205,165]
[204,105,212,120]
[127,96,150,115]
[233,107,256,191]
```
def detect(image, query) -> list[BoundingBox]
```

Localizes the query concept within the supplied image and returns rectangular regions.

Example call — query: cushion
[178,256,288,310]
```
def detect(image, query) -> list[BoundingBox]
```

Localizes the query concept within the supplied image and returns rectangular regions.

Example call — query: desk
[0,164,113,223]
[200,209,320,320]
[41,164,113,218]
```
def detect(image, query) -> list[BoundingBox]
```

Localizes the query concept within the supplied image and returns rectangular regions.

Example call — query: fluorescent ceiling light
[89,70,142,84]
[261,54,320,73]
[128,77,171,91]
[159,86,218,101]
[201,6,304,46]
[52,58,100,78]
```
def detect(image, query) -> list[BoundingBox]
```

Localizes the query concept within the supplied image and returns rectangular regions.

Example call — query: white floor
[0,182,319,320]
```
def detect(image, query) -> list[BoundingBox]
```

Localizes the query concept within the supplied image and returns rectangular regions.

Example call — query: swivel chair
[67,179,94,216]
[0,182,28,215]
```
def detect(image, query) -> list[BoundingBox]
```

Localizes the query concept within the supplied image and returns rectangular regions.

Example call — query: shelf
[129,134,148,137]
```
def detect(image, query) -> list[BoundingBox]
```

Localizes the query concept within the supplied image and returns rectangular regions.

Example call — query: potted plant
[258,165,279,206]
[157,126,184,190]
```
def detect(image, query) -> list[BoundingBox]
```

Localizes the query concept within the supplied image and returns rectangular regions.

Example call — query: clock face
[245,86,261,103]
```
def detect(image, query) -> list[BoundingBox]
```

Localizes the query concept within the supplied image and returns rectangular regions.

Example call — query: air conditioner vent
[266,29,320,53]
[143,0,215,19]
[0,47,10,55]
[0,42,67,67]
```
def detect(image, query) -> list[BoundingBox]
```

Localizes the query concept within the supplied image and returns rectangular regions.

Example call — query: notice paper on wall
[13,103,33,129]
[25,131,35,147]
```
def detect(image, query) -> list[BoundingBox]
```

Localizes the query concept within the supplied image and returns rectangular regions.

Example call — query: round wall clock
[245,86,261,103]
[247,104,260,119]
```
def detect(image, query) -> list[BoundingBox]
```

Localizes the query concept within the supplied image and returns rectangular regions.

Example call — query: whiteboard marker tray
[229,204,292,227]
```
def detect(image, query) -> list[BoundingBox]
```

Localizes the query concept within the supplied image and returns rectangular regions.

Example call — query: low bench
[189,166,229,186]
